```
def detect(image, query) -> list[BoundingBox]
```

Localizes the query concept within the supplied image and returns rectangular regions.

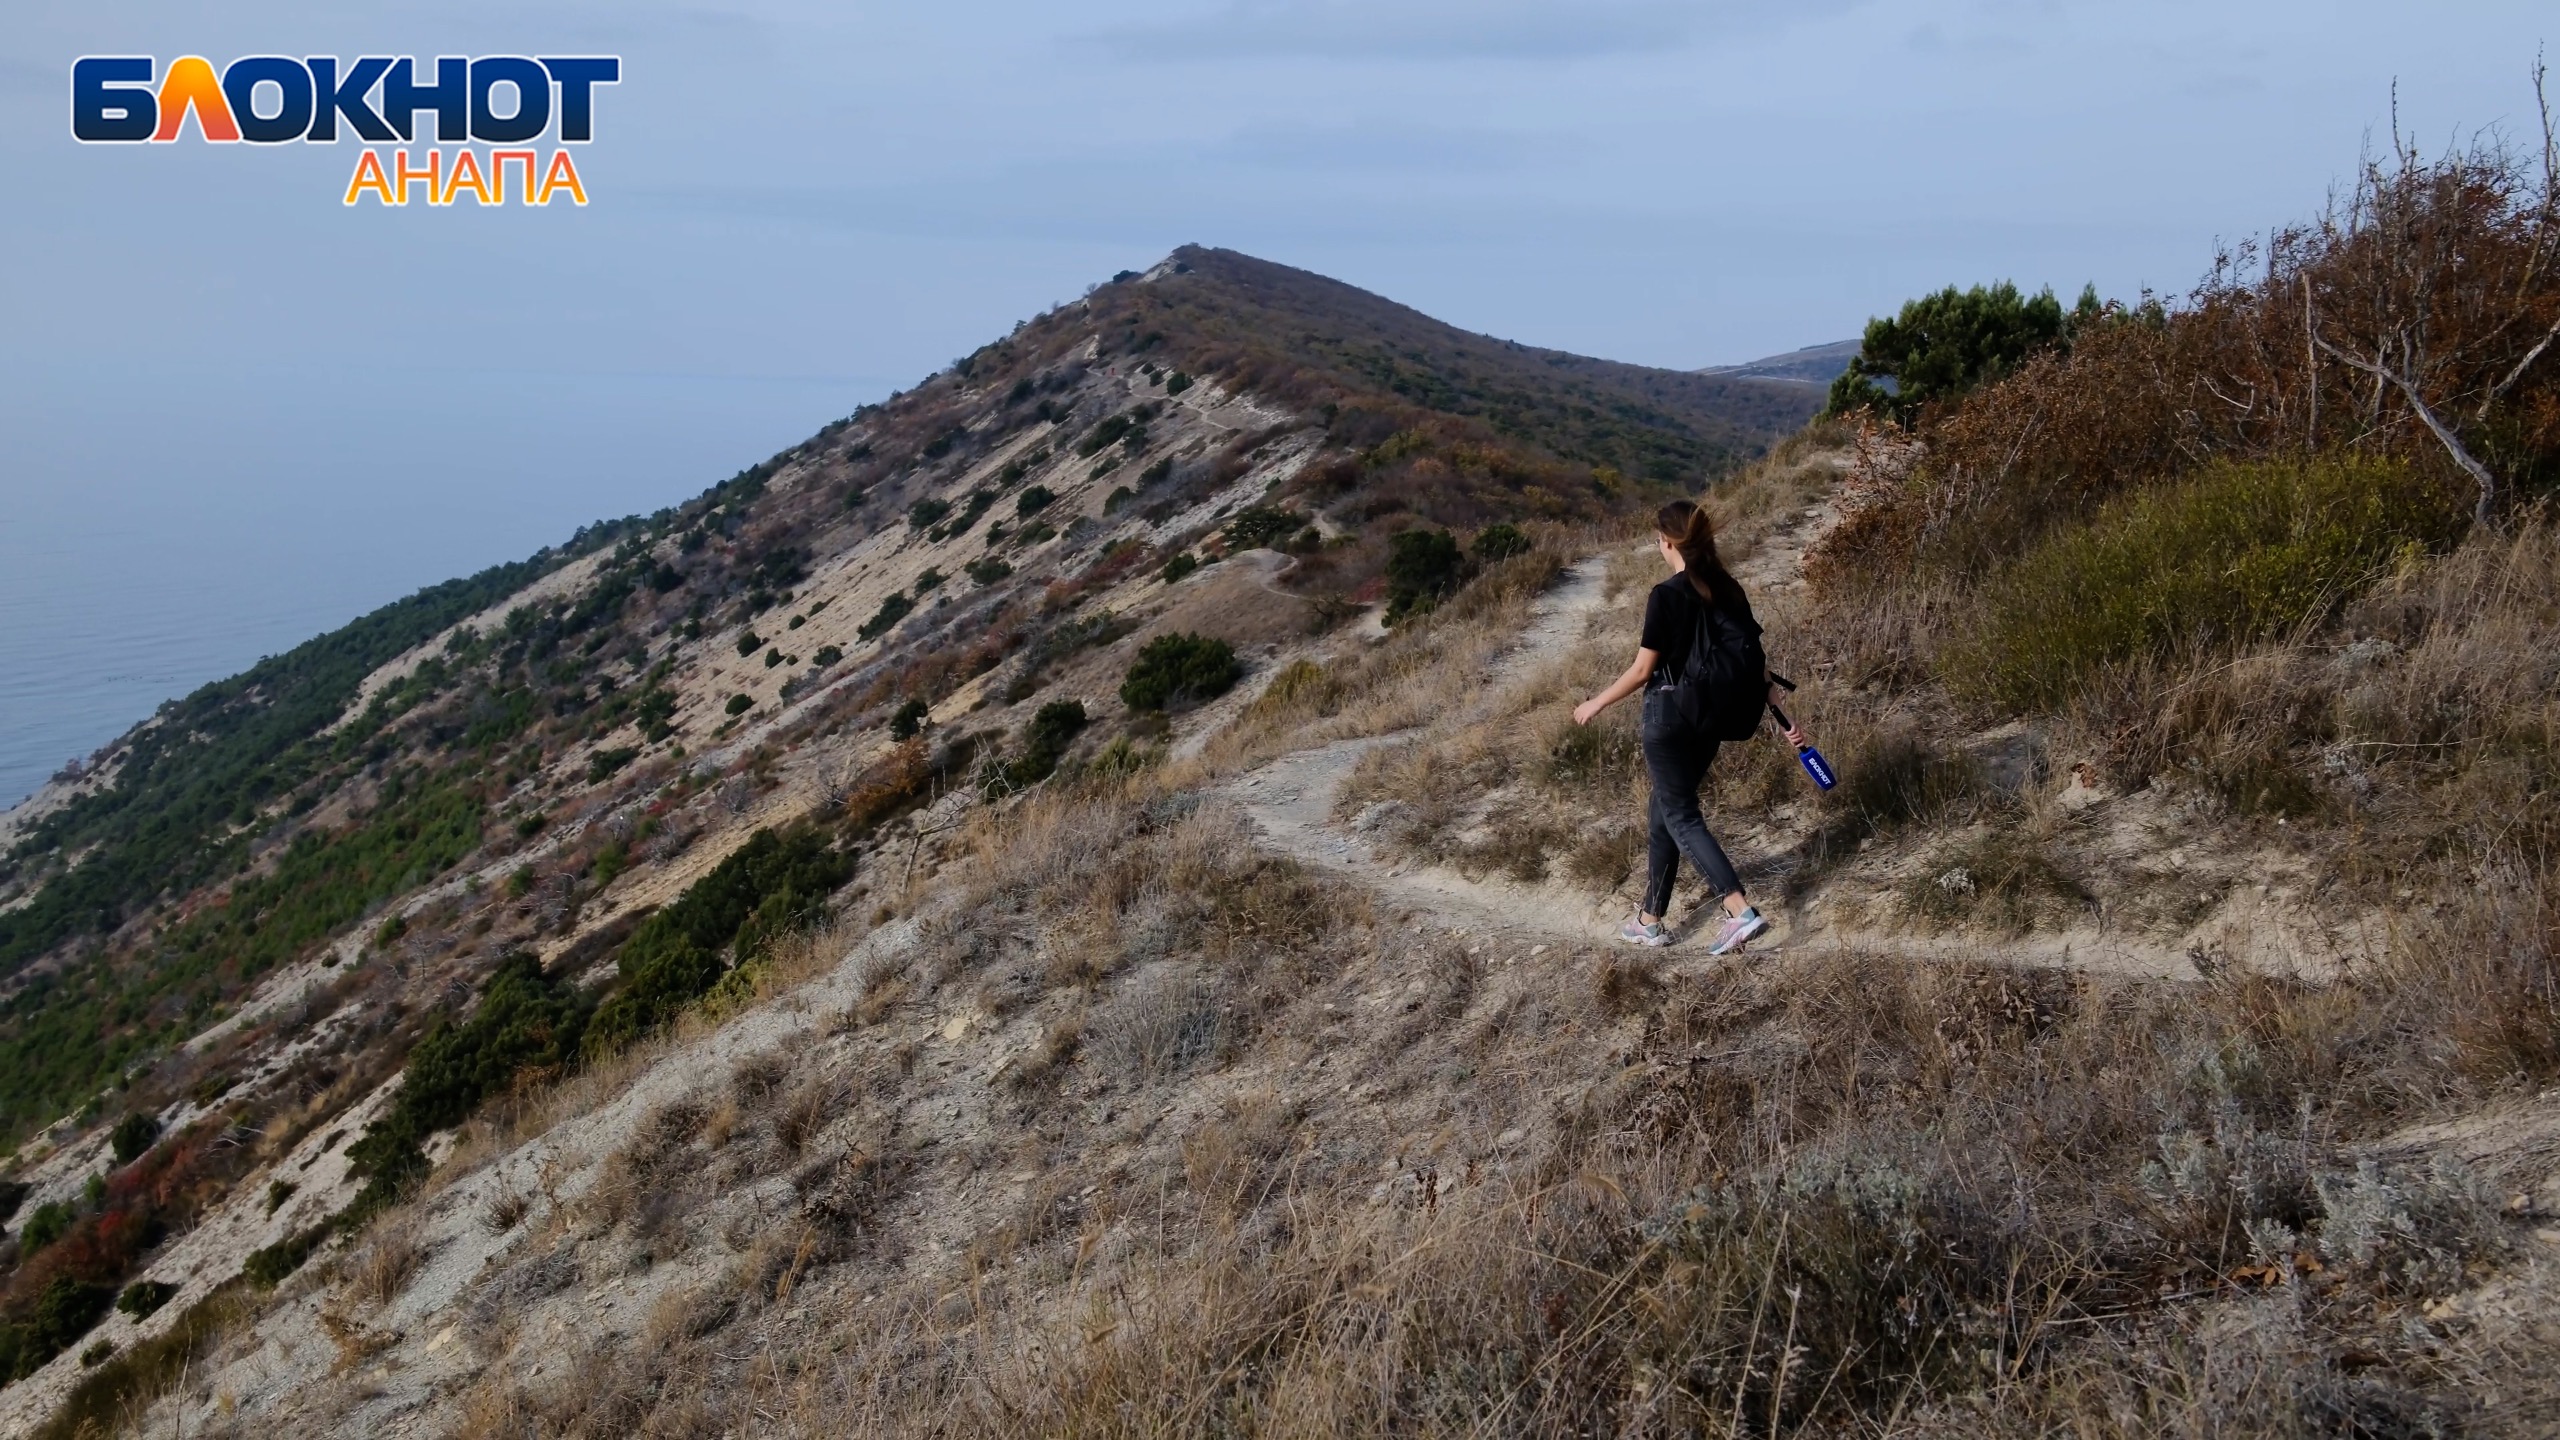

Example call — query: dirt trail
[1220,545,2202,980]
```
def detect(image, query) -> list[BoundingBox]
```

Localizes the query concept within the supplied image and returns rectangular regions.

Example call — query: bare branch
[2313,333,2500,527]
[2476,310,2560,418]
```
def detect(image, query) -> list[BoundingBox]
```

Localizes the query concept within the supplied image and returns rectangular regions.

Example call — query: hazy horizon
[3,0,2551,807]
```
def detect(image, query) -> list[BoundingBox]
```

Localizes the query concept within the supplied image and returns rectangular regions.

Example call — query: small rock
[1495,1128,1526,1148]
[2057,762,2112,812]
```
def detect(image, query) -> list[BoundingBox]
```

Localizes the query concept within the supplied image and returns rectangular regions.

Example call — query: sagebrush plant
[1945,455,2466,712]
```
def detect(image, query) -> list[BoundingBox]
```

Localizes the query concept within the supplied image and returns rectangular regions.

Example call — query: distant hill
[1103,247,1823,495]
[1698,338,1860,387]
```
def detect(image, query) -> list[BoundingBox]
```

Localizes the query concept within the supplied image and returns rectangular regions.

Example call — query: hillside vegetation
[3,127,2558,1440]
[0,247,1814,1430]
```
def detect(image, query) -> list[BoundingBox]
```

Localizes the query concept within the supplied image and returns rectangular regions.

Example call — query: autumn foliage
[1816,124,2560,587]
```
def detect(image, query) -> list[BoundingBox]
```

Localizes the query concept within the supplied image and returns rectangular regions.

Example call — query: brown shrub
[1817,136,2560,588]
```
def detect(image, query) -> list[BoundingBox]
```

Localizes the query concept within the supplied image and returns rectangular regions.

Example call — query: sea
[0,374,871,816]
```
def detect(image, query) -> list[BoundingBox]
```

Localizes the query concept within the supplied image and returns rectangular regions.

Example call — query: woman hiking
[1572,500,1805,955]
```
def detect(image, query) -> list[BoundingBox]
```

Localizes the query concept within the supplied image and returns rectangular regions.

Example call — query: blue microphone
[1765,673,1837,792]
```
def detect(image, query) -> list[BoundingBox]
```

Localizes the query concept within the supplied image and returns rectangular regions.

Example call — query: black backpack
[1665,593,1768,743]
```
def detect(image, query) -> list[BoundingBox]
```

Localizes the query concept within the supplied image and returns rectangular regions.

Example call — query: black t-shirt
[1640,575,1757,689]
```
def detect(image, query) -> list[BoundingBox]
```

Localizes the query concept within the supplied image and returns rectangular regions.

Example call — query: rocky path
[1219,546,2203,979]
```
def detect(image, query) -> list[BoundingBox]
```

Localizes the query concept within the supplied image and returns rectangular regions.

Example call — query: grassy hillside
[0,246,1818,1420]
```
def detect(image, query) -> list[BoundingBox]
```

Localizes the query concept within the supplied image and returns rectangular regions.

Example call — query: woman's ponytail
[1654,500,1745,612]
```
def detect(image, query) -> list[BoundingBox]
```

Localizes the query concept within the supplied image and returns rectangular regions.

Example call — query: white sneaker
[1706,908,1768,956]
[1617,915,1671,947]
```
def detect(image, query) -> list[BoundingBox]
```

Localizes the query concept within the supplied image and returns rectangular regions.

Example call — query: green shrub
[634,687,678,742]
[344,951,592,1215]
[1076,413,1138,458]
[736,631,764,657]
[1223,507,1303,551]
[581,829,853,1058]
[586,746,638,783]
[914,567,946,594]
[1385,529,1467,621]
[966,557,1013,586]
[1015,521,1056,548]
[1472,523,1532,563]
[1017,485,1056,517]
[858,592,914,641]
[1947,456,2465,711]
[115,1281,176,1320]
[889,698,932,740]
[907,497,951,529]
[811,644,844,668]
[1023,699,1088,758]
[110,1111,160,1165]
[1121,633,1240,711]
[764,649,785,669]
[1161,553,1200,585]
[1165,371,1194,395]
[1104,486,1136,514]
[1140,457,1175,485]
[991,701,1089,791]
[78,1339,112,1367]
[242,1225,326,1289]
[18,1200,72,1257]
[725,693,754,717]
[1,1275,112,1379]
[943,488,998,537]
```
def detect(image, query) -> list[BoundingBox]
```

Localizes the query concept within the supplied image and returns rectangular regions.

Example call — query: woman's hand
[1767,680,1806,747]
[1579,648,1660,727]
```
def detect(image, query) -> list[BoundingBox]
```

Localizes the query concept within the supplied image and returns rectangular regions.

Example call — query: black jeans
[1639,689,1742,918]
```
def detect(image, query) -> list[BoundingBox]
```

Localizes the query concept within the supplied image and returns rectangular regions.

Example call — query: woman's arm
[1572,648,1659,726]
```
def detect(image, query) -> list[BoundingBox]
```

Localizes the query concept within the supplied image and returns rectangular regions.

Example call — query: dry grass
[423,885,2548,1439]
[480,1184,533,1236]
[192,485,2560,1439]
[338,1220,430,1311]
[406,753,2559,1440]
[1212,540,1573,767]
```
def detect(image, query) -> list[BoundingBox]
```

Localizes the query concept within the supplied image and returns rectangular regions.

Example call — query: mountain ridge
[0,247,1821,1426]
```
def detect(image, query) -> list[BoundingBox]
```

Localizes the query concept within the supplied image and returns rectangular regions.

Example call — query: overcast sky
[0,0,2552,800]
